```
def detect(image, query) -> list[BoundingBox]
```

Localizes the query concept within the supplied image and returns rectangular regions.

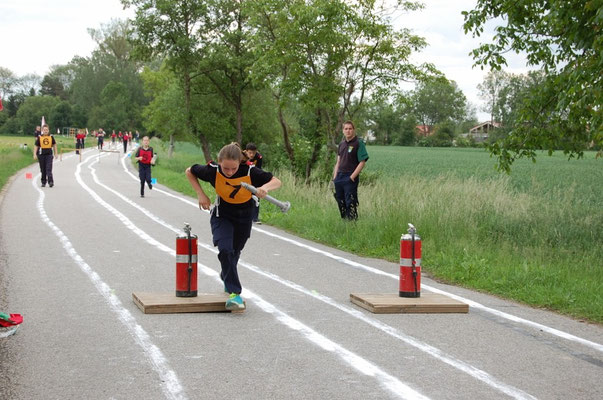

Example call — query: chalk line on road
[31,170,187,400]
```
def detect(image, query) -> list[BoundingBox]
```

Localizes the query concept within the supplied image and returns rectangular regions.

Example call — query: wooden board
[350,293,468,314]
[132,292,245,314]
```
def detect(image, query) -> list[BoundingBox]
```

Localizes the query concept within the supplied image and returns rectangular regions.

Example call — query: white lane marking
[118,153,603,353]
[82,155,429,400]
[253,227,603,353]
[105,156,537,399]
[32,171,186,400]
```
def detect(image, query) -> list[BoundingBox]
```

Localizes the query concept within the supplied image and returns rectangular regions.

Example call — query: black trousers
[38,154,54,185]
[123,140,128,153]
[139,163,152,195]
[334,172,359,220]
[210,212,252,294]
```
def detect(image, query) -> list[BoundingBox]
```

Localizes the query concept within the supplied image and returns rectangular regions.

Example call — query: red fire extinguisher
[176,223,198,297]
[400,223,421,298]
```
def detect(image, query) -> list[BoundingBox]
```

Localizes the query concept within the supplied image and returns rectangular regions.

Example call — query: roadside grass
[101,139,603,323]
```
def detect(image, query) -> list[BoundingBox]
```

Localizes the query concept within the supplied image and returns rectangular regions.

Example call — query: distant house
[461,121,501,142]
[415,125,433,137]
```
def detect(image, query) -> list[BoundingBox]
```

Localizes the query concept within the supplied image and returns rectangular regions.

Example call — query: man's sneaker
[149,183,153,190]
[41,183,46,187]
[140,194,144,198]
[49,183,54,188]
[225,293,245,311]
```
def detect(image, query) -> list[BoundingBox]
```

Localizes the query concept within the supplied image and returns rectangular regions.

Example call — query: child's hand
[198,194,211,210]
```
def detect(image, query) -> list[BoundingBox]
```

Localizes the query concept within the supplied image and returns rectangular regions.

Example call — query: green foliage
[49,100,72,130]
[15,95,60,134]
[412,79,467,126]
[463,0,602,172]
[248,0,436,178]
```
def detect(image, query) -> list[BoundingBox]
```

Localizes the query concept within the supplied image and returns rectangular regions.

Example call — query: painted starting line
[117,150,603,355]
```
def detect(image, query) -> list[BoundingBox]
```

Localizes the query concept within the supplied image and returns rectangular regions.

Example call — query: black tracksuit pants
[38,154,54,185]
[139,163,152,195]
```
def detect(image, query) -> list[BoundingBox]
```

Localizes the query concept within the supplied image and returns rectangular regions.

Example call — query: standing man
[332,121,369,220]
[33,124,57,188]
[244,143,263,223]
[97,128,105,149]
[34,125,41,138]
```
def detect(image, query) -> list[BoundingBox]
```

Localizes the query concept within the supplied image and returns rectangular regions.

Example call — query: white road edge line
[99,156,536,399]
[119,152,603,354]
[83,153,429,400]
[32,171,187,400]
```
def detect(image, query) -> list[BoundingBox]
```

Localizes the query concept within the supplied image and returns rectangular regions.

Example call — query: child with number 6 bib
[185,143,281,310]
[34,124,57,187]
[134,136,154,198]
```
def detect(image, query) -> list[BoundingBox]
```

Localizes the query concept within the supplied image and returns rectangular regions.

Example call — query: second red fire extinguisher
[400,223,421,298]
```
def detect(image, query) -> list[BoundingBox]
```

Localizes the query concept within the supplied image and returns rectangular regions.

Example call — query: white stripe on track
[109,155,536,399]
[32,171,186,400]
[83,154,429,400]
[118,152,603,354]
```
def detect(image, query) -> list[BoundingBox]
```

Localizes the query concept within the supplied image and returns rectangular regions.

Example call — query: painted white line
[117,154,603,354]
[254,227,603,353]
[81,155,429,400]
[105,156,537,399]
[32,170,186,400]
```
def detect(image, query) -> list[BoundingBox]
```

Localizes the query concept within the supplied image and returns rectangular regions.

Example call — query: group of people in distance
[32,120,368,312]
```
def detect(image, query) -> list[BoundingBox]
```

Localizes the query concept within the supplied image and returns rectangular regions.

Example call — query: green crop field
[147,141,602,323]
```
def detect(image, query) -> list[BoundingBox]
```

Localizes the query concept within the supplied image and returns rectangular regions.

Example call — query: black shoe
[49,183,54,188]
[149,184,153,190]
[41,183,46,187]
[140,194,144,198]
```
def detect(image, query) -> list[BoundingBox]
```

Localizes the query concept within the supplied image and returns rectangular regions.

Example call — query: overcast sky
[0,0,530,121]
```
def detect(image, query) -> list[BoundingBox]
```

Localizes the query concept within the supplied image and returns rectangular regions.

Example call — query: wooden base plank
[132,292,245,314]
[350,293,468,314]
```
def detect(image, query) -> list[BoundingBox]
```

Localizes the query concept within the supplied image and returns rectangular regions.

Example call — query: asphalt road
[1,145,601,400]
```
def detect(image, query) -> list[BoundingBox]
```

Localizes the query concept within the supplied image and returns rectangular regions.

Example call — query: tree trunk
[277,105,295,164]
[183,71,211,162]
[168,134,175,158]
[236,100,243,145]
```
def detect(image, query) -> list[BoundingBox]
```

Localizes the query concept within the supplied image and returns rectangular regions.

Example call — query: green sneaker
[225,293,245,311]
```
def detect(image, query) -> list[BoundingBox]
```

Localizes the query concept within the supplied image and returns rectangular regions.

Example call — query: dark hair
[218,142,244,162]
[343,120,355,129]
[245,142,257,151]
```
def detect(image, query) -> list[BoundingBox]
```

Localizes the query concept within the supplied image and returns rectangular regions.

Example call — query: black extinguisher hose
[411,231,418,296]
[187,229,192,294]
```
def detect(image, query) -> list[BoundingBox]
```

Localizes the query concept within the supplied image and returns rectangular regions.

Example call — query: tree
[89,81,139,130]
[463,0,602,171]
[125,0,214,162]
[477,70,508,124]
[69,20,145,129]
[40,65,73,99]
[15,96,60,134]
[197,0,258,145]
[0,67,17,100]
[49,100,72,130]
[412,79,467,127]
[250,0,435,179]
[365,101,401,145]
